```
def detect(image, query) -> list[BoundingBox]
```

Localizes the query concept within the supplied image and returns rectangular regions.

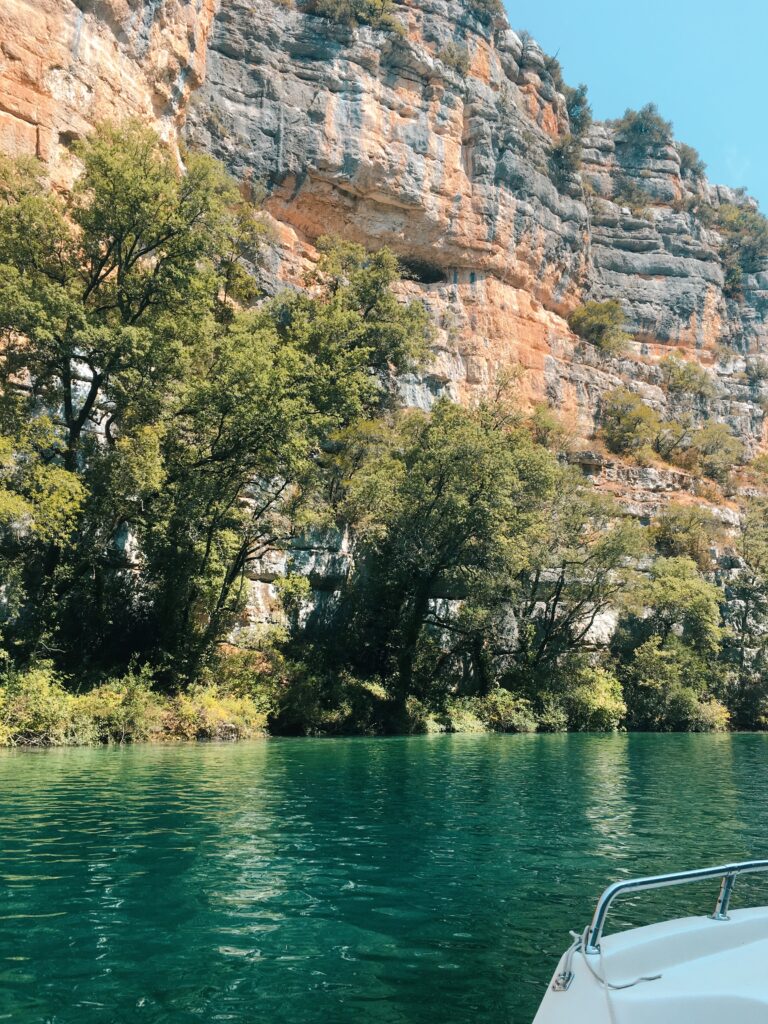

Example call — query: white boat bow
[533,860,768,1023]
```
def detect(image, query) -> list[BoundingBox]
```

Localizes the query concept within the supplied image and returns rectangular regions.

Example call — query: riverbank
[0,661,733,747]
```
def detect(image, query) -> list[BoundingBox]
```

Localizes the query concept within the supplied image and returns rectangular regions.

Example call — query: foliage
[269,664,391,736]
[653,503,718,569]
[614,103,673,149]
[0,661,268,746]
[329,398,558,704]
[168,685,268,740]
[475,689,538,732]
[564,84,592,139]
[601,388,661,455]
[600,388,743,484]
[2,121,765,739]
[564,665,626,732]
[467,0,503,22]
[624,556,723,655]
[0,662,79,746]
[568,300,630,354]
[304,0,402,31]
[438,42,470,75]
[612,179,647,217]
[659,353,715,399]
[719,498,768,727]
[78,667,166,743]
[0,127,431,684]
[622,637,728,731]
[699,200,768,297]
[549,135,582,189]
[677,143,706,182]
[528,403,572,452]
[746,357,768,385]
[542,53,564,92]
[513,479,647,685]
[275,574,312,633]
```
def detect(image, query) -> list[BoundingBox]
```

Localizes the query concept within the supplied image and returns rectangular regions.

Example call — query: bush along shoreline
[3,123,768,745]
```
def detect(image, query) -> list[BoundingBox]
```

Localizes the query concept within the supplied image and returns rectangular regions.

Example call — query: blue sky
[507,0,768,209]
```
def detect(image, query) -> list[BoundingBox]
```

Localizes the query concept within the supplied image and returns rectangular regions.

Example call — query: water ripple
[1,734,768,1023]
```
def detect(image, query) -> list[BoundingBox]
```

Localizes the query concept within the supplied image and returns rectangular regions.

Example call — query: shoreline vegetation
[3,123,768,747]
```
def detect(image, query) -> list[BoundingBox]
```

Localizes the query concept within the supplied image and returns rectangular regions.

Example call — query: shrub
[653,503,718,569]
[564,83,592,139]
[690,421,743,485]
[535,694,568,732]
[700,200,768,296]
[613,175,652,217]
[623,636,728,732]
[601,388,661,455]
[438,697,487,733]
[746,357,768,385]
[529,403,571,452]
[0,663,77,746]
[270,667,391,736]
[568,300,630,354]
[677,143,706,182]
[275,573,312,633]
[549,134,582,189]
[468,0,503,22]
[543,53,564,92]
[438,41,470,75]
[402,696,442,734]
[565,666,626,731]
[615,103,673,149]
[477,688,538,732]
[659,353,715,398]
[80,666,165,743]
[168,686,268,740]
[305,0,402,31]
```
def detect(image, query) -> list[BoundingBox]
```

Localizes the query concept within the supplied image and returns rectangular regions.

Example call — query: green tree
[622,635,729,731]
[118,239,431,679]
[334,398,558,707]
[0,125,431,682]
[722,499,768,726]
[660,353,715,400]
[625,556,723,655]
[564,83,592,139]
[600,388,661,455]
[513,478,647,683]
[677,143,706,182]
[305,0,402,31]
[653,503,719,569]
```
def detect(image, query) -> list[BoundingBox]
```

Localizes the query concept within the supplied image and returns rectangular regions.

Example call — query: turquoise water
[2,734,768,1023]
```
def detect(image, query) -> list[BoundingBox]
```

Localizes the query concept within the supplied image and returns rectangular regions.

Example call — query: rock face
[2,0,768,535]
[180,0,768,454]
[3,0,766,445]
[0,0,216,179]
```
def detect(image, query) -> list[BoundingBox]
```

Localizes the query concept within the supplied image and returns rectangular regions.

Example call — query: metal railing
[584,859,768,954]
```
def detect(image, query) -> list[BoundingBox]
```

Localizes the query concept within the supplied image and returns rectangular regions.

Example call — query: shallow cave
[398,257,448,285]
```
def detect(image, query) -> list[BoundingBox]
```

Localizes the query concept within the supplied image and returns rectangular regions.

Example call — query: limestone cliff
[0,0,215,178]
[1,0,767,511]
[181,0,768,456]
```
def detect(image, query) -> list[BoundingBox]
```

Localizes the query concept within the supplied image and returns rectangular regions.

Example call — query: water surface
[2,733,768,1023]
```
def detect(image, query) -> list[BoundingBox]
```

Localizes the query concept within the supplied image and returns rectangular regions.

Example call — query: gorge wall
[2,0,767,621]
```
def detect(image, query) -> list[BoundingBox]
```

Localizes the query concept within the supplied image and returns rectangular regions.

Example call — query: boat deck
[534,907,768,1023]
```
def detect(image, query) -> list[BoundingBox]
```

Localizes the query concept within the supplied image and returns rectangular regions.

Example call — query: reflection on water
[1,734,768,1023]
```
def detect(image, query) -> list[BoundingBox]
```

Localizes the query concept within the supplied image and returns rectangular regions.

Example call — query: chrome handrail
[584,859,768,954]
